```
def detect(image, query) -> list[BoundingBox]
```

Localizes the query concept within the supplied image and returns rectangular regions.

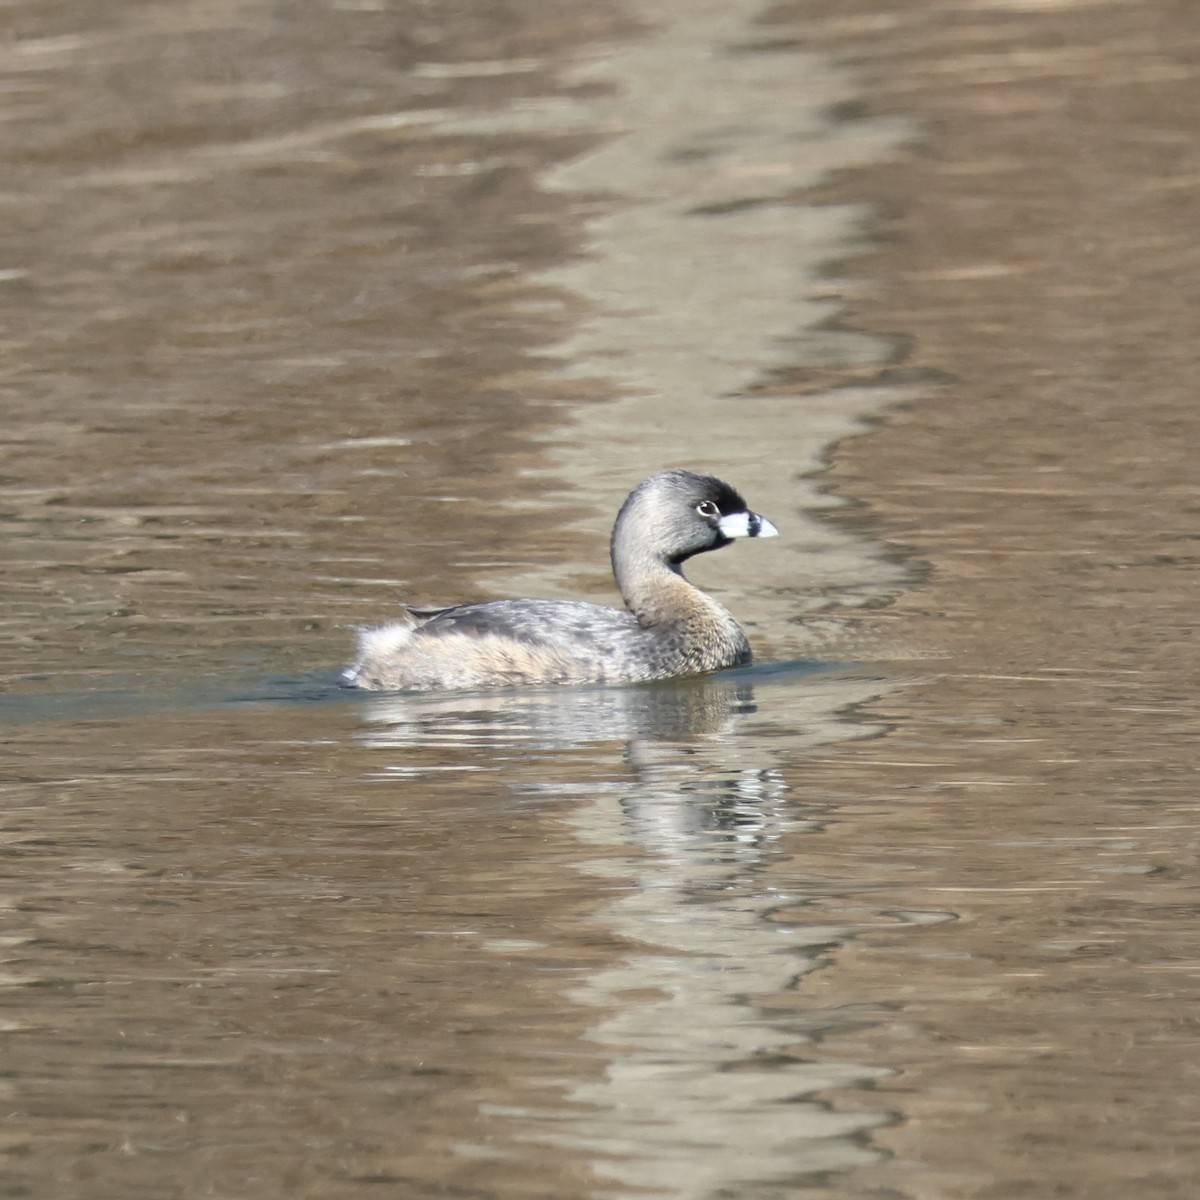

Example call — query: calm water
[3,0,1200,1197]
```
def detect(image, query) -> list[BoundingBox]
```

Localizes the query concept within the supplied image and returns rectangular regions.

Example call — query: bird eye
[696,500,719,518]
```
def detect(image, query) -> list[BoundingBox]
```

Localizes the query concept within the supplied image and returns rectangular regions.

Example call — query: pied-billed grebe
[343,469,778,691]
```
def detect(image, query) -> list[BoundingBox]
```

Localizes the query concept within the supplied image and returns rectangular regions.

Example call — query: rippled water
[3,0,1200,1197]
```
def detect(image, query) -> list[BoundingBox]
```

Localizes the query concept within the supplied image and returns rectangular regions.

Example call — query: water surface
[3,0,1200,1198]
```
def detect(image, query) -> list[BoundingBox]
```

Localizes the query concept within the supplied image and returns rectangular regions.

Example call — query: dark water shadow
[0,668,353,726]
[0,656,867,731]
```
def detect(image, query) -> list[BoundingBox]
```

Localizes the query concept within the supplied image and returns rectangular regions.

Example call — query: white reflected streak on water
[461,0,921,637]
[452,0,912,1183]
[549,673,891,1196]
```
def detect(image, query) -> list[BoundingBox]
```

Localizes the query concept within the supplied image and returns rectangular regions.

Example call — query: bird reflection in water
[352,661,895,1194]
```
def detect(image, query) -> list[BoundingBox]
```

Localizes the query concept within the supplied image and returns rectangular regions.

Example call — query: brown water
[2,0,1199,1197]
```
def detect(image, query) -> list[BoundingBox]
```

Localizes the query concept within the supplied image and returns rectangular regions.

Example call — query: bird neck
[611,529,728,630]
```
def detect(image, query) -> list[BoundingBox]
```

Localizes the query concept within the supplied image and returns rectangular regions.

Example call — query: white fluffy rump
[342,623,415,687]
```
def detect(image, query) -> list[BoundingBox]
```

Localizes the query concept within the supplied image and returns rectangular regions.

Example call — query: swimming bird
[343,469,778,691]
